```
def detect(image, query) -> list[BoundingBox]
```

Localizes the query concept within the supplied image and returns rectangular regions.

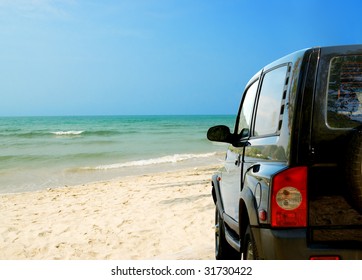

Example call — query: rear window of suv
[327,55,362,128]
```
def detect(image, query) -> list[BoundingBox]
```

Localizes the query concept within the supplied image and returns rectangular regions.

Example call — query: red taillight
[310,256,340,260]
[271,167,307,228]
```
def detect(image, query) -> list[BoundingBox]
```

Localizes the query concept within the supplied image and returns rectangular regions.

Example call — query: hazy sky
[1,0,361,116]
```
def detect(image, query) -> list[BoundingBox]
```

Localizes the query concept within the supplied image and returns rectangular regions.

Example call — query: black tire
[345,129,362,212]
[215,206,239,260]
[242,225,259,260]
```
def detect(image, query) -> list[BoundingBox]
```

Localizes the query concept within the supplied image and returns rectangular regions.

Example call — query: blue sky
[0,0,361,116]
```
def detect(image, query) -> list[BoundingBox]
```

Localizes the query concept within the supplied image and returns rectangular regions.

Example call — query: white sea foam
[84,152,217,171]
[52,131,84,136]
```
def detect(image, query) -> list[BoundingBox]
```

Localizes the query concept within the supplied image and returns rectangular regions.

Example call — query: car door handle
[251,164,260,173]
[246,164,260,173]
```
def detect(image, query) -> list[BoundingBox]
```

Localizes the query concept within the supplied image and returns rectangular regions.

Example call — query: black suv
[207,45,362,260]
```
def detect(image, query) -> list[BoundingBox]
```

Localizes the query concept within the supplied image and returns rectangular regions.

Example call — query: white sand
[0,165,218,260]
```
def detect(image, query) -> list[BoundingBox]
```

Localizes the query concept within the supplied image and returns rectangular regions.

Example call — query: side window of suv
[327,55,362,128]
[237,81,258,137]
[254,66,288,136]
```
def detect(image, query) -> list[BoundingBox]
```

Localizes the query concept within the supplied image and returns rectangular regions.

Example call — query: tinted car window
[254,66,288,136]
[327,55,362,128]
[237,81,258,135]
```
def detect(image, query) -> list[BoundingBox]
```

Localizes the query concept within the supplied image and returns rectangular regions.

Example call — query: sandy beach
[0,165,218,260]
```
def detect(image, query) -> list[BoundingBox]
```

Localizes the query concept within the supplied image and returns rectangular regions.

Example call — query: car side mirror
[207,125,233,143]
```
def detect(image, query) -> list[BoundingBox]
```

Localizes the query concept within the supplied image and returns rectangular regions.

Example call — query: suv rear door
[309,45,362,245]
[241,63,292,225]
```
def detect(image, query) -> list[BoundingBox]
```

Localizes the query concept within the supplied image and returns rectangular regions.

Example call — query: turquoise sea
[0,115,234,194]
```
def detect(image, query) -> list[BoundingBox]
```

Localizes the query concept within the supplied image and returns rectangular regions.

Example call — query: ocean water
[0,115,234,194]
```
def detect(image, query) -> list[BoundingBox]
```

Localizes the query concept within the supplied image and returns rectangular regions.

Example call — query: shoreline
[0,164,219,260]
[0,152,226,195]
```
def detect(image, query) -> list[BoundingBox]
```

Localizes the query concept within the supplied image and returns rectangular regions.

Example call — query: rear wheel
[242,225,258,260]
[215,206,239,260]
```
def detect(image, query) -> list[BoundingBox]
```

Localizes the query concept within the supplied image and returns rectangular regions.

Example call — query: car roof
[244,48,311,88]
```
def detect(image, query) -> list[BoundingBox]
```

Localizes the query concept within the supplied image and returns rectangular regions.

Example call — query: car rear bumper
[253,227,362,259]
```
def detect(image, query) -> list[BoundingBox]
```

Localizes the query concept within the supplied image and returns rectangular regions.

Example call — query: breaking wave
[80,152,217,171]
[52,131,84,136]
